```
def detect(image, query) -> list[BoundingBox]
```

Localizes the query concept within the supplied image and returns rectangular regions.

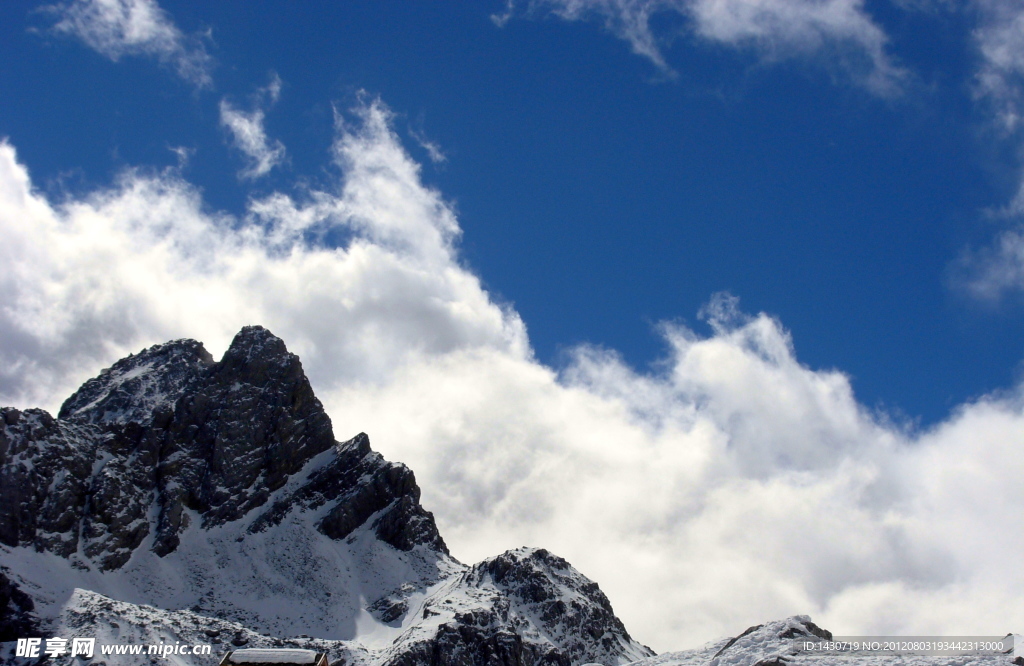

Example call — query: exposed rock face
[58,338,213,426]
[0,408,98,559]
[0,326,442,569]
[467,549,649,663]
[380,548,653,666]
[0,569,37,643]
[244,428,447,555]
[151,326,339,553]
[0,326,650,666]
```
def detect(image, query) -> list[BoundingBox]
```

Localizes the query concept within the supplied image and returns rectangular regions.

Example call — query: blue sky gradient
[5,1,1024,424]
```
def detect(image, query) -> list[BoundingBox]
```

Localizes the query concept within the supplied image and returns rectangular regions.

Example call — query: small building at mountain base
[219,648,329,666]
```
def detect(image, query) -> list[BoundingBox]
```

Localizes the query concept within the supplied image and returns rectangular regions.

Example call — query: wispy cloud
[46,0,213,87]
[219,74,287,179]
[499,0,904,93]
[952,0,1024,299]
[409,127,447,165]
[974,0,1024,132]
[1,98,1022,651]
[953,226,1024,301]
[167,145,194,169]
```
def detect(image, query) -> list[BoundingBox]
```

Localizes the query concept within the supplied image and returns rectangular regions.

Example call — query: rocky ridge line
[0,326,651,666]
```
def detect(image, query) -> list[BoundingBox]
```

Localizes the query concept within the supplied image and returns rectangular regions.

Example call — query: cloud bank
[0,98,525,411]
[47,0,213,86]
[497,0,904,93]
[2,99,1022,651]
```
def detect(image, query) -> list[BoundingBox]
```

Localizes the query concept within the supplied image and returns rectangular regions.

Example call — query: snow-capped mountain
[634,616,1020,666]
[0,326,652,665]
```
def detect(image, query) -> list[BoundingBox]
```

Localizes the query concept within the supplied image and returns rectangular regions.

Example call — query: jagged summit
[390,547,655,666]
[0,327,651,666]
[1,325,364,567]
[3,328,1017,666]
[59,336,213,425]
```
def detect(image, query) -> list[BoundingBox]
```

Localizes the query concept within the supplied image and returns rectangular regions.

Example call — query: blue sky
[2,0,1024,650]
[5,0,1024,424]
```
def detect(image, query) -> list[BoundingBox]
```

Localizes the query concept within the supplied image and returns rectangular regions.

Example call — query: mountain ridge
[0,326,652,666]
[2,327,1016,665]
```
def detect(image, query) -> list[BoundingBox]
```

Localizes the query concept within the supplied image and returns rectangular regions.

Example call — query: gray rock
[0,326,651,666]
[59,337,213,426]
[381,547,654,666]
[0,407,100,557]
[0,325,444,568]
[0,568,37,642]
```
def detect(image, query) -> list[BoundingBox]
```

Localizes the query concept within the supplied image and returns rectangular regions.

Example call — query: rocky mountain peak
[0,326,427,567]
[156,325,336,543]
[0,327,657,666]
[58,337,213,426]
[217,325,294,379]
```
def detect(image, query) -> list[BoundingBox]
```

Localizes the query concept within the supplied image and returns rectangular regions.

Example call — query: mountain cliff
[3,327,1016,666]
[0,327,652,666]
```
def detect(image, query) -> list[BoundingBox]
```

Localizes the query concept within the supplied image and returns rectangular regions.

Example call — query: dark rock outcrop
[0,325,444,568]
[778,619,832,641]
[151,326,338,553]
[381,547,654,666]
[386,623,573,666]
[59,338,213,426]
[0,407,102,558]
[0,326,651,666]
[0,569,38,642]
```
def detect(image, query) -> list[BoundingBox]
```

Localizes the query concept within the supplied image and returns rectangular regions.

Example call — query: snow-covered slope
[0,326,651,666]
[375,547,653,666]
[7,327,1007,666]
[632,617,1020,666]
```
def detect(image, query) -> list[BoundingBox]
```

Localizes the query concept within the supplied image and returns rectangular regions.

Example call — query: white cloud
[501,0,904,93]
[48,0,212,87]
[954,227,1024,301]
[327,304,1024,649]
[220,75,287,179]
[974,0,1024,133]
[952,0,1024,298]
[167,145,194,169]
[2,97,1023,652]
[409,127,447,165]
[263,71,283,105]
[0,97,525,410]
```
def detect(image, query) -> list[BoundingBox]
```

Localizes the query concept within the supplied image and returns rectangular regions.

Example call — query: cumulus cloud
[2,98,1022,651]
[329,305,1024,649]
[0,97,525,410]
[498,0,904,93]
[47,0,212,87]
[220,74,287,179]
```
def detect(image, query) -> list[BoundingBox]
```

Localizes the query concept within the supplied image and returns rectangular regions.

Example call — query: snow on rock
[375,547,654,666]
[0,326,651,666]
[59,338,213,427]
[633,617,1019,666]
